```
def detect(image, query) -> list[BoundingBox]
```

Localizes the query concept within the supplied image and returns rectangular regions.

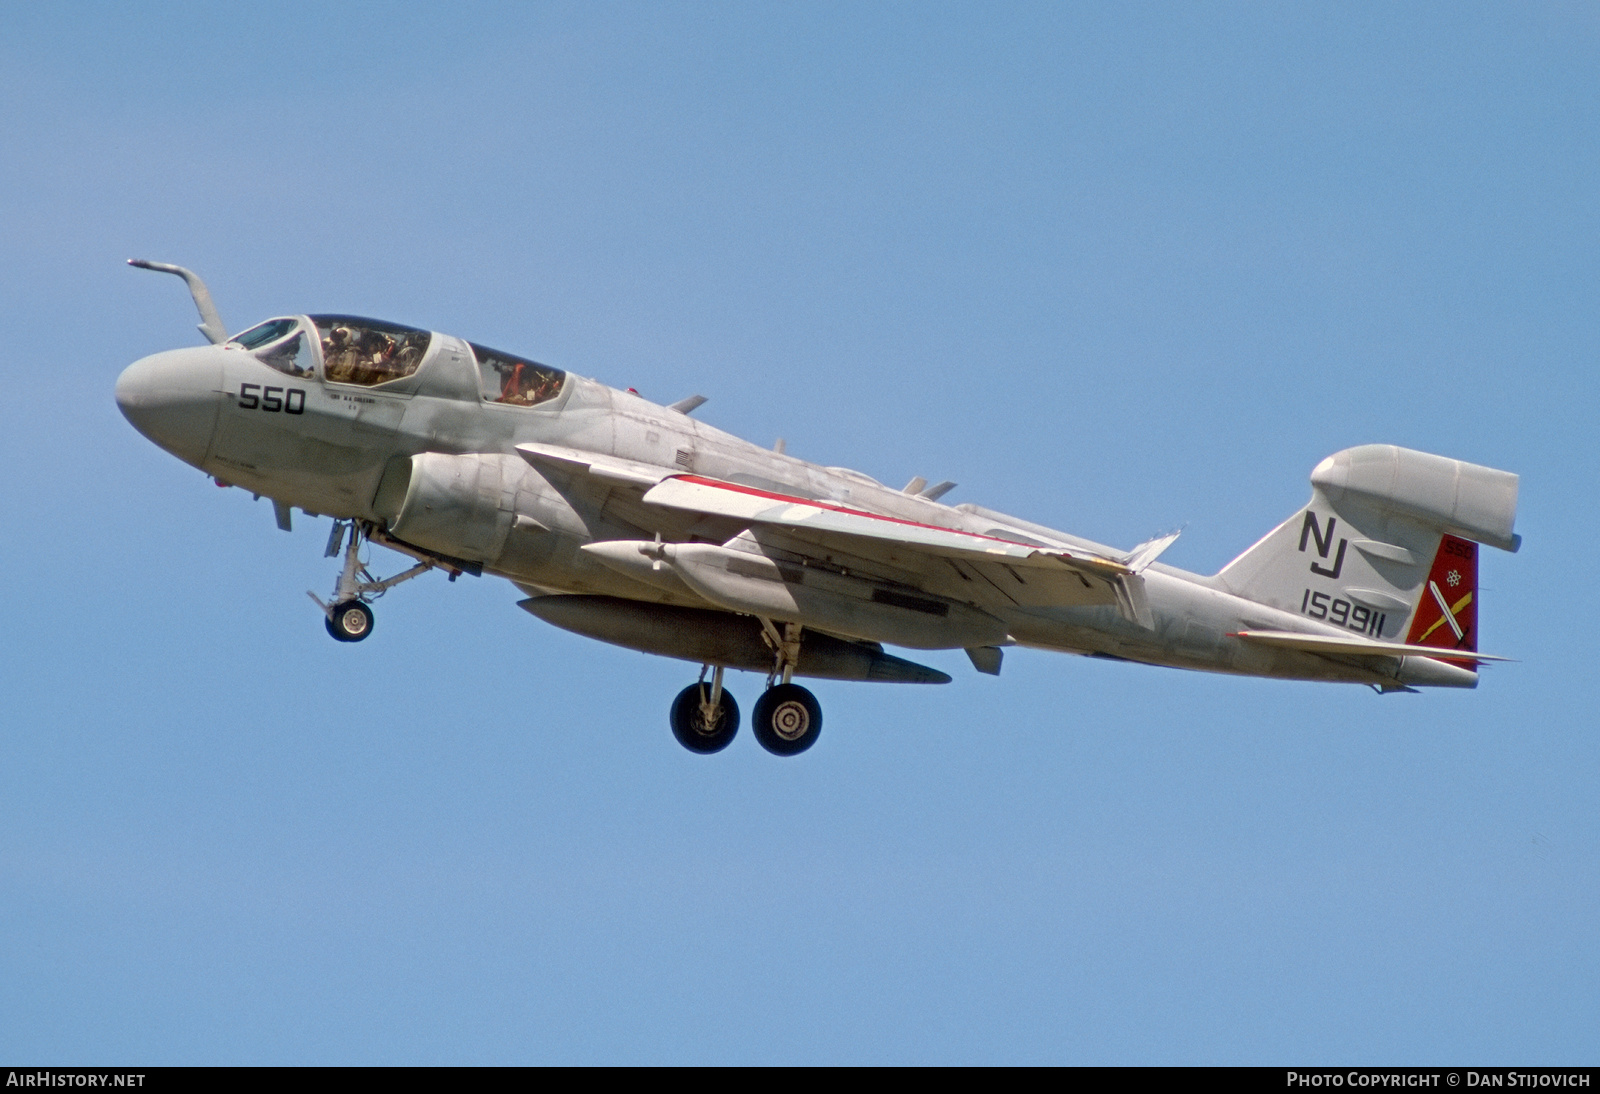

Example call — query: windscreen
[228,317,316,378]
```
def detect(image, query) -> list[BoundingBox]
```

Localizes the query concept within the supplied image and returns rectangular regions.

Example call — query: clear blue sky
[1,2,1595,1064]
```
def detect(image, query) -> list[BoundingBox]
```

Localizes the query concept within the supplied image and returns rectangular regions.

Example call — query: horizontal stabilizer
[1231,630,1513,663]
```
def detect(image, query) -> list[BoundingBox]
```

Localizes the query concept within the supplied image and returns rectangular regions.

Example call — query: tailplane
[1217,445,1518,655]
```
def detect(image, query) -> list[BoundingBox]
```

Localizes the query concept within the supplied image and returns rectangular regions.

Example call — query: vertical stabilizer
[1218,446,1516,648]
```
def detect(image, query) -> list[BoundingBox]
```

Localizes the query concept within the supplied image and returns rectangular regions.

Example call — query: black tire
[329,600,374,643]
[752,683,822,756]
[670,682,739,754]
[325,614,347,642]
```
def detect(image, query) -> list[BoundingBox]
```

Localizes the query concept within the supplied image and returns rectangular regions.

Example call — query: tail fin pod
[1311,444,1518,554]
[1218,445,1518,644]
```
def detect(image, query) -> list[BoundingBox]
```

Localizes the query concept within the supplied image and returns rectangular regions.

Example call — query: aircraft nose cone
[115,347,223,467]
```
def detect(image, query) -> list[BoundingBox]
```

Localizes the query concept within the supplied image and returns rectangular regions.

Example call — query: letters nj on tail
[1216,445,1518,668]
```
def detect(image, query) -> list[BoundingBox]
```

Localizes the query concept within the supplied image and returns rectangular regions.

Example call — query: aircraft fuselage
[117,313,1488,701]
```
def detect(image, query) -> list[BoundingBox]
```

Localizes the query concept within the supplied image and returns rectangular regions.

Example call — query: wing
[640,474,1156,624]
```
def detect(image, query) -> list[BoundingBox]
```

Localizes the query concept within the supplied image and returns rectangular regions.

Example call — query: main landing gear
[751,683,822,757]
[669,620,823,757]
[670,667,740,753]
[310,520,436,643]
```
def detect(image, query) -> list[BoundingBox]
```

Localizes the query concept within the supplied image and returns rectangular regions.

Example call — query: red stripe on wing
[671,474,1040,550]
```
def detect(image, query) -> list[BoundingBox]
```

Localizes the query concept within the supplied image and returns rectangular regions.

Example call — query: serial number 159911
[1300,589,1386,637]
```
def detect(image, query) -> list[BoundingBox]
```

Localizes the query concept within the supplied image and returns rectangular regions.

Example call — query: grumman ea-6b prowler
[117,261,1521,756]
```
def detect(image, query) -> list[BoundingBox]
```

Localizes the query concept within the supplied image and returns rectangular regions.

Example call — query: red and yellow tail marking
[1406,533,1478,667]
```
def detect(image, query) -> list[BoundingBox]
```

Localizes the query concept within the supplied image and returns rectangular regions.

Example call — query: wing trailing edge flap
[644,474,1159,626]
[1232,630,1514,663]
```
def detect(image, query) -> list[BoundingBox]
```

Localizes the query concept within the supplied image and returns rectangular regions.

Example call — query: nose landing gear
[309,520,436,643]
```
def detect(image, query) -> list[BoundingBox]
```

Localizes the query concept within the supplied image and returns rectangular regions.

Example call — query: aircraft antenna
[128,259,229,345]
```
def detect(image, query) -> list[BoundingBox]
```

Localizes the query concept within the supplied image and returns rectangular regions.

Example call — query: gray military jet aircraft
[117,261,1520,756]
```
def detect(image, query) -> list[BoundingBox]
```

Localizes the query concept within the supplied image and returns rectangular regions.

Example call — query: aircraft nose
[115,347,223,467]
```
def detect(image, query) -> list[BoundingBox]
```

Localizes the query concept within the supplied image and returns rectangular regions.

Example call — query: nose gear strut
[308,520,436,642]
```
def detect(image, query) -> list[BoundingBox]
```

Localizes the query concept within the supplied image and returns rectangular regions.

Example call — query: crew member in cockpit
[500,361,527,404]
[322,326,354,382]
[371,335,400,382]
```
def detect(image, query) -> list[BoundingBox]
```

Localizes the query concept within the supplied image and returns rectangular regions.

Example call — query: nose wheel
[325,600,374,642]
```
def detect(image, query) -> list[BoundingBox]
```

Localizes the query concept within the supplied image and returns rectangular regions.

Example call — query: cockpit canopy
[226,315,567,404]
[228,314,431,387]
[313,315,432,387]
[471,342,565,407]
